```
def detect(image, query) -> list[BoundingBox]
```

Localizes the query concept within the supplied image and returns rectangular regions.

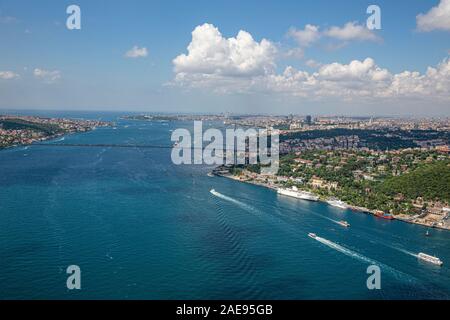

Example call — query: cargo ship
[277,186,319,202]
[418,252,443,266]
[374,210,395,220]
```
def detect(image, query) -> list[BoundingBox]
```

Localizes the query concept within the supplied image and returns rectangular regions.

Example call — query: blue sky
[0,0,449,115]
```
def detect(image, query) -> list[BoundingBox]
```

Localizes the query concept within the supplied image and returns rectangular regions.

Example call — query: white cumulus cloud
[125,46,148,58]
[417,0,450,32]
[387,58,450,97]
[173,23,277,78]
[266,57,450,101]
[287,24,321,47]
[172,24,449,103]
[286,22,380,56]
[0,71,19,80]
[33,68,61,82]
[324,21,380,42]
[285,47,305,59]
[305,59,322,68]
[266,58,392,99]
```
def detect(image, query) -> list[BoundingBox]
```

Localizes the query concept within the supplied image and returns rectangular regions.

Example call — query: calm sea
[0,111,449,299]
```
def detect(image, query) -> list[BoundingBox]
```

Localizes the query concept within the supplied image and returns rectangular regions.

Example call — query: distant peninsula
[0,115,111,149]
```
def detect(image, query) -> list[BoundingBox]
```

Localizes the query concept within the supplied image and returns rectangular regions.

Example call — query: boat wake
[351,227,421,259]
[313,235,376,265]
[311,234,418,283]
[210,200,266,299]
[316,214,348,227]
[210,189,259,215]
[388,246,419,258]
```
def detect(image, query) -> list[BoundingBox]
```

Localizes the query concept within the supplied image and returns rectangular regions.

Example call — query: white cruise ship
[277,186,319,202]
[418,253,443,266]
[326,198,348,209]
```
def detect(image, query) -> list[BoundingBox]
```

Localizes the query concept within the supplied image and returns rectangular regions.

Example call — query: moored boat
[326,198,348,209]
[277,186,319,201]
[374,210,395,220]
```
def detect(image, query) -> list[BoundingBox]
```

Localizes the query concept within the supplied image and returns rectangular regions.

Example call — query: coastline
[0,132,63,151]
[0,124,110,151]
[1,131,77,151]
[0,114,113,151]
[212,171,450,232]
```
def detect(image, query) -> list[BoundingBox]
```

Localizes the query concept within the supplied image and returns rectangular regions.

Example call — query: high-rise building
[305,115,312,125]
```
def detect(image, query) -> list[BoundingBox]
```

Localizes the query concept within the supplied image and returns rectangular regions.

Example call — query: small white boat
[337,220,350,228]
[418,252,443,266]
[308,233,317,239]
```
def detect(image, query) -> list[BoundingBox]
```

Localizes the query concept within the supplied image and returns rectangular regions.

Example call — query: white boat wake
[317,214,348,227]
[210,189,260,215]
[387,246,419,258]
[311,234,418,283]
[314,235,378,265]
[351,228,421,259]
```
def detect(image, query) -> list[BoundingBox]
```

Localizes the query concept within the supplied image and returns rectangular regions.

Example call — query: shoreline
[0,114,113,151]
[212,172,450,232]
[0,132,66,151]
[0,125,110,152]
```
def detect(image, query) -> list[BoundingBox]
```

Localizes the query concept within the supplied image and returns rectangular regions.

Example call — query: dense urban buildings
[200,114,450,230]
[0,115,110,149]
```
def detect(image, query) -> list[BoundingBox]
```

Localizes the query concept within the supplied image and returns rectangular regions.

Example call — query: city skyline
[2,0,450,304]
[0,0,449,115]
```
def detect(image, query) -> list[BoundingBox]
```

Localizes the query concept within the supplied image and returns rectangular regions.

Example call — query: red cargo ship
[374,210,395,220]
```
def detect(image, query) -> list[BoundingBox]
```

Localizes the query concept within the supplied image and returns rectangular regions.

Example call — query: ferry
[337,220,350,228]
[326,199,348,209]
[418,252,443,266]
[308,233,317,239]
[374,210,395,220]
[277,186,319,202]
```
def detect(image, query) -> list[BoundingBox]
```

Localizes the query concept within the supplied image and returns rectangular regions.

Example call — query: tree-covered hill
[0,118,62,135]
[379,161,450,202]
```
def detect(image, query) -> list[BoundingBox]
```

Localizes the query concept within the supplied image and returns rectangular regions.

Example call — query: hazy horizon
[2,107,450,119]
[1,0,449,115]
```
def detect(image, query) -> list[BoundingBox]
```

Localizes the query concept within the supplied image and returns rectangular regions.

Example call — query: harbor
[211,167,450,231]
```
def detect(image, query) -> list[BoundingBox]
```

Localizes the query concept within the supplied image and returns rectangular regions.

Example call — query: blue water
[1,112,450,300]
